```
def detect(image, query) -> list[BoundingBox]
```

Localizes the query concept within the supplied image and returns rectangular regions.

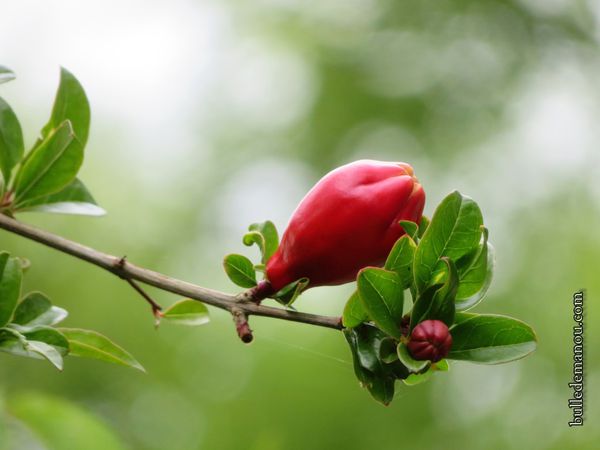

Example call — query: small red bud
[407,320,452,362]
[265,160,425,291]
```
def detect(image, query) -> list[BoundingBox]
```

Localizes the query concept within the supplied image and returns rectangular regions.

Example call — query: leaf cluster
[0,251,143,371]
[342,191,536,404]
[0,67,212,371]
[223,221,309,306]
[1,67,104,216]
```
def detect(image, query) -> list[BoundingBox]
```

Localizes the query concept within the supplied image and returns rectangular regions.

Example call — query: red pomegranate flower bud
[265,160,425,292]
[407,320,452,362]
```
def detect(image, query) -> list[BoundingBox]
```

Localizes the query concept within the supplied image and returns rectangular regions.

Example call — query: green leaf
[357,268,404,338]
[418,215,430,238]
[413,191,483,294]
[399,220,418,240]
[243,221,279,264]
[433,359,449,371]
[11,292,68,329]
[411,257,457,329]
[397,342,429,373]
[0,97,24,184]
[379,337,399,363]
[402,370,432,386]
[342,291,369,328]
[384,235,417,289]
[162,299,210,326]
[223,254,257,288]
[409,284,439,328]
[13,120,83,205]
[40,67,91,148]
[353,325,389,372]
[344,328,373,387]
[344,326,396,405]
[0,254,23,327]
[23,327,69,355]
[8,392,129,450]
[24,341,64,370]
[15,178,105,216]
[366,370,396,406]
[448,313,537,364]
[271,277,309,306]
[242,231,265,259]
[390,360,410,379]
[58,328,145,372]
[456,228,494,310]
[0,66,15,84]
[0,328,65,370]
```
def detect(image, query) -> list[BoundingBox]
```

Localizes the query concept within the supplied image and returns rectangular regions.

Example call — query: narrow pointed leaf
[0,97,24,183]
[40,67,91,147]
[15,178,105,216]
[162,299,210,326]
[448,314,537,364]
[14,120,83,204]
[58,328,145,372]
[223,254,257,288]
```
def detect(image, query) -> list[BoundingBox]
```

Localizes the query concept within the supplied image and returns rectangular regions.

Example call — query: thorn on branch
[231,307,253,343]
[114,255,128,278]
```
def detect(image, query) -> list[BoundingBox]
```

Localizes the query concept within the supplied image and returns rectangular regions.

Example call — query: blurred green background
[1,0,599,448]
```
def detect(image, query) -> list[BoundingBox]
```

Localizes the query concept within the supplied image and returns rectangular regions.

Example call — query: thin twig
[116,256,163,318]
[125,278,163,324]
[0,213,343,332]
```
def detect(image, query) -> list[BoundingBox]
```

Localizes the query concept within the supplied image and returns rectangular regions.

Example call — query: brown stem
[125,278,163,321]
[231,307,253,343]
[0,213,343,334]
